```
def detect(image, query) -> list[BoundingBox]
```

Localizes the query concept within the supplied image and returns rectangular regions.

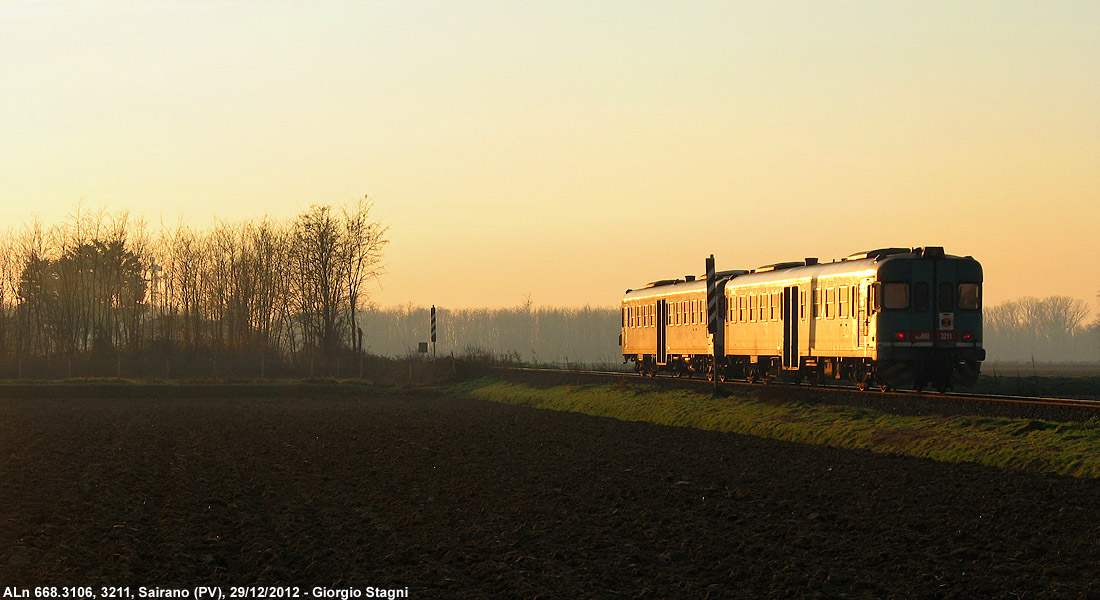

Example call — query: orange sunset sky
[2,1,1098,310]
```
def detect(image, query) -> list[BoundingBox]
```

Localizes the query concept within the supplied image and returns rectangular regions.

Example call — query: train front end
[873,247,985,391]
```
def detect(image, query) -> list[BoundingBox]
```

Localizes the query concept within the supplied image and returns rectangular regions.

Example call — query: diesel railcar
[621,247,984,391]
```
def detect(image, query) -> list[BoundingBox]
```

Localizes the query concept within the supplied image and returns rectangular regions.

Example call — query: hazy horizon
[4,2,1098,311]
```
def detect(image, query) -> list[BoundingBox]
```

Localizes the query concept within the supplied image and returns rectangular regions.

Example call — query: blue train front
[621,247,985,391]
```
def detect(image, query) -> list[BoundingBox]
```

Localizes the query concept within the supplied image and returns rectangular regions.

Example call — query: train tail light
[894,332,906,341]
[961,332,973,342]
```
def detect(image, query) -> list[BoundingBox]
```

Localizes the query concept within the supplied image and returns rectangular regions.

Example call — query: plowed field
[2,390,1099,599]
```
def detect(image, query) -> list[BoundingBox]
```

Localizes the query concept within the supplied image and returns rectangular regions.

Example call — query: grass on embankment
[455,378,1100,479]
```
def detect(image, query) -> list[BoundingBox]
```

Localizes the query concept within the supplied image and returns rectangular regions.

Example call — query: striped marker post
[431,305,437,358]
[705,255,721,383]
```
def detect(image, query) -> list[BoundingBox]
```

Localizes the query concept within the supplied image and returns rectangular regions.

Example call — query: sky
[2,1,1098,311]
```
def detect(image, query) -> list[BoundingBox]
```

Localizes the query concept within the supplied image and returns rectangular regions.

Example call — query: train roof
[623,247,979,300]
[727,247,977,287]
[623,269,747,300]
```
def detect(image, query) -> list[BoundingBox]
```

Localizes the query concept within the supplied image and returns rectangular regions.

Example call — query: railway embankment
[455,376,1100,479]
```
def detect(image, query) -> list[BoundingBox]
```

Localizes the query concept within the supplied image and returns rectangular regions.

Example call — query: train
[620,247,984,392]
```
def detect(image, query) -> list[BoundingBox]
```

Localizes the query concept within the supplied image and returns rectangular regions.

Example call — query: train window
[748,294,756,322]
[839,285,849,318]
[914,282,929,312]
[622,308,627,328]
[650,304,655,327]
[813,289,821,319]
[738,295,746,322]
[825,288,834,319]
[939,283,954,312]
[958,283,981,310]
[800,290,806,320]
[882,283,910,310]
[758,293,766,321]
[771,291,779,320]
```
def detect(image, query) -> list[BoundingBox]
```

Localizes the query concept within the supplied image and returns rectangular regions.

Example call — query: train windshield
[958,283,981,310]
[881,283,909,310]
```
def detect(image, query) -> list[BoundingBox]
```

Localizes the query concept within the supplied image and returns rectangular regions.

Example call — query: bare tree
[0,199,388,376]
[341,196,388,352]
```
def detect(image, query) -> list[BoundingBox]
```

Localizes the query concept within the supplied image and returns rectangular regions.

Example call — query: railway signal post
[706,254,721,386]
[431,305,437,359]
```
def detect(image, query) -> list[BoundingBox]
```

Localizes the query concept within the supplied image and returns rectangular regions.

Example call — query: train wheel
[856,380,868,392]
[878,383,891,392]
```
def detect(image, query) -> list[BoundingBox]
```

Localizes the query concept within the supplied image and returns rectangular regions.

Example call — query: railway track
[492,366,1100,418]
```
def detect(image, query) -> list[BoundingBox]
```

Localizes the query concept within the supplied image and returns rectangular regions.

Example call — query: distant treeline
[360,302,623,368]
[0,200,387,374]
[367,295,1100,365]
[984,296,1099,362]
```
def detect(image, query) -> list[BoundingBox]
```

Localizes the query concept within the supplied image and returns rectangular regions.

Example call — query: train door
[857,278,872,348]
[656,299,668,365]
[782,286,799,369]
[934,260,956,343]
[909,259,936,345]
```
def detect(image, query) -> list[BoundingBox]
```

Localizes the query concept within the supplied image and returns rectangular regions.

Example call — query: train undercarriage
[628,352,982,393]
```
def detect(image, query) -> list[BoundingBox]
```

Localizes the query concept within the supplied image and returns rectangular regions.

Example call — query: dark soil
[2,389,1099,599]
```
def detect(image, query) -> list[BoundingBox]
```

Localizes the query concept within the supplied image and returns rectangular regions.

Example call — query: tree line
[0,200,387,377]
[984,295,1100,362]
[370,295,1100,366]
[361,300,622,367]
